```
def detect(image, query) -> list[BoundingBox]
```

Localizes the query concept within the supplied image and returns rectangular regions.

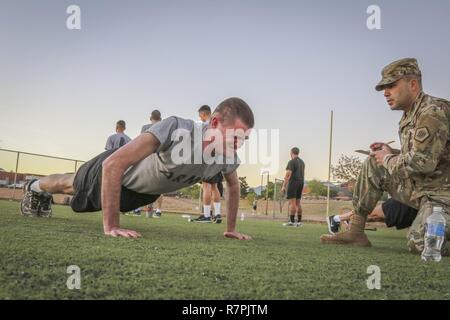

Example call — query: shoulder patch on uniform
[414,127,430,143]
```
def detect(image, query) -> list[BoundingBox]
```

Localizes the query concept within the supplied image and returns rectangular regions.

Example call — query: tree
[308,179,327,196]
[246,191,257,206]
[307,179,338,198]
[178,184,201,199]
[331,154,363,184]
[266,181,275,200]
[239,176,250,198]
[329,188,338,198]
[252,181,275,200]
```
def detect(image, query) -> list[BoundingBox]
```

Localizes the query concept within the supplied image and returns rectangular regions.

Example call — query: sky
[1,0,450,186]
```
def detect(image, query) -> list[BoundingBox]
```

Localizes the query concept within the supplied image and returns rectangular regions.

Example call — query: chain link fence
[0,148,85,203]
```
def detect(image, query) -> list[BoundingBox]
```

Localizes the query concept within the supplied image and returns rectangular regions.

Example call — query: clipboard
[354,149,400,156]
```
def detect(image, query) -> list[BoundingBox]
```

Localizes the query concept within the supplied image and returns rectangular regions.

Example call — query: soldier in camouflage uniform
[321,58,450,256]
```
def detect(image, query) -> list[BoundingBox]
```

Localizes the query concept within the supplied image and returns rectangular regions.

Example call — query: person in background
[141,109,164,217]
[105,120,131,151]
[281,147,305,227]
[193,105,224,224]
[328,198,418,233]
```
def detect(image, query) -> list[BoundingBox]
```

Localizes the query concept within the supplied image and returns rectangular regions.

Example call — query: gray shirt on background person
[142,110,162,133]
[105,133,132,150]
[141,123,153,133]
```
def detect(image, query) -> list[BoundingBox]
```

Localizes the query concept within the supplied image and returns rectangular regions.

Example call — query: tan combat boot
[320,214,371,247]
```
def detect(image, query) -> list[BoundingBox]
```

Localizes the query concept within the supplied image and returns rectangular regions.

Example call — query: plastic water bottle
[240,212,245,221]
[421,206,446,262]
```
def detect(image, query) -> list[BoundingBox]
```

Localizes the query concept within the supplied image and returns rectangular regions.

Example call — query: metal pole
[198,186,203,213]
[273,178,277,219]
[11,152,20,201]
[74,160,78,172]
[260,174,263,199]
[326,110,334,233]
[265,173,269,215]
[0,148,84,163]
[287,201,290,220]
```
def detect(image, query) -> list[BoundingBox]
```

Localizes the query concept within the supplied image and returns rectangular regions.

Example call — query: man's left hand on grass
[224,231,252,240]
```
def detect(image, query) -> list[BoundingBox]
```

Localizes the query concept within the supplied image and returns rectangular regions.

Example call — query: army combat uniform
[353,91,450,254]
[323,58,450,255]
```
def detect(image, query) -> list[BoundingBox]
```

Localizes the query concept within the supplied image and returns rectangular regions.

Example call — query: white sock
[333,215,341,223]
[213,202,221,216]
[156,208,161,213]
[30,180,43,193]
[203,205,211,218]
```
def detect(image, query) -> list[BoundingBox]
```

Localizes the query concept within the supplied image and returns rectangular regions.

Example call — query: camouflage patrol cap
[375,58,422,91]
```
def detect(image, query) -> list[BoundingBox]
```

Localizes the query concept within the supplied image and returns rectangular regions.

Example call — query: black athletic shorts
[202,172,223,184]
[201,173,224,197]
[70,149,160,213]
[286,180,304,200]
[382,198,418,230]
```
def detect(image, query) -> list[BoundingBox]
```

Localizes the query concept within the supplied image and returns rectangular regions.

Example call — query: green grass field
[0,199,449,300]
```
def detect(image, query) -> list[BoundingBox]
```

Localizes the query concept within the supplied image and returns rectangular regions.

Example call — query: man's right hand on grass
[224,231,252,240]
[101,134,160,240]
[104,227,142,238]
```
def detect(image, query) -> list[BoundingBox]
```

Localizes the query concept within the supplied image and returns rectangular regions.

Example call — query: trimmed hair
[116,120,126,129]
[404,74,423,89]
[212,97,254,128]
[198,105,211,114]
[291,147,299,155]
[150,110,161,121]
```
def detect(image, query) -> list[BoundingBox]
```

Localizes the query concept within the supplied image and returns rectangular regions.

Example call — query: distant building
[339,181,356,192]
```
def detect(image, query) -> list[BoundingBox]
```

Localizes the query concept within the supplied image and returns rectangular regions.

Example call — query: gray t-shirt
[105,133,132,150]
[122,116,240,194]
[141,123,153,134]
